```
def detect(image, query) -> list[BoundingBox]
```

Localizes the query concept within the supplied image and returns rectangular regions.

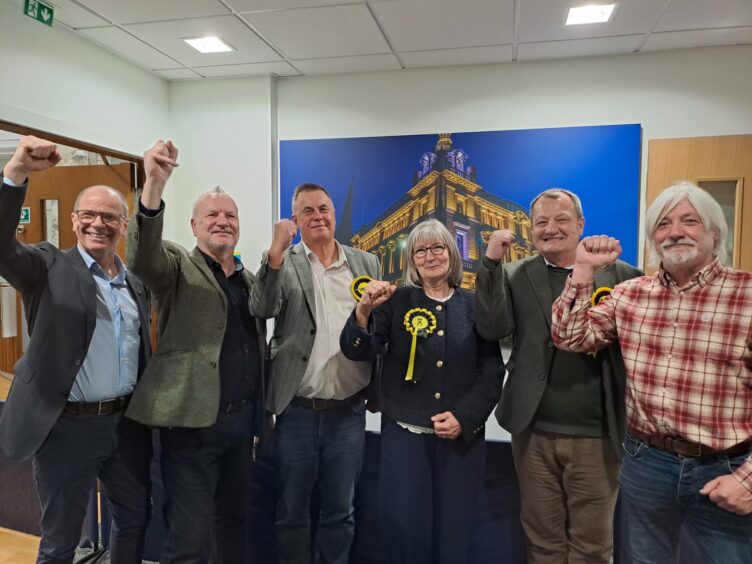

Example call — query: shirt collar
[199,249,244,274]
[77,244,127,284]
[657,256,723,289]
[302,240,348,268]
[542,255,574,270]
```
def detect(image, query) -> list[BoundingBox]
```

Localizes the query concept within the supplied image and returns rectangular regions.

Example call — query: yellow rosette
[403,308,437,382]
[350,275,374,302]
[591,286,613,306]
[588,287,613,357]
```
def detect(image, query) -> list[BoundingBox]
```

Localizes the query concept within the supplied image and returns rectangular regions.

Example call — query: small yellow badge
[591,286,613,307]
[403,308,437,382]
[588,287,613,357]
[350,275,374,302]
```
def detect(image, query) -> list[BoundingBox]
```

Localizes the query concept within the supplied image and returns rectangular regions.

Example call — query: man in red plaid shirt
[552,181,752,563]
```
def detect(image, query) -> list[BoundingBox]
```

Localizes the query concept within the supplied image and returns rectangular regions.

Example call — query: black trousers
[159,404,254,564]
[33,413,152,564]
[379,417,486,564]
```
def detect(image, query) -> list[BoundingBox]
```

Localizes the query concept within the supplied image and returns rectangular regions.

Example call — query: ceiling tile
[125,16,282,67]
[518,0,671,43]
[292,54,401,75]
[75,0,230,25]
[401,45,513,69]
[194,61,301,77]
[78,27,181,69]
[643,27,752,51]
[372,0,513,52]
[244,4,389,59]
[153,68,203,80]
[48,0,110,28]
[227,0,360,12]
[656,0,752,32]
[518,35,643,61]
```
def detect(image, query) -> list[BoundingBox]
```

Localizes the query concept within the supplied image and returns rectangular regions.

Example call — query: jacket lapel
[62,247,97,346]
[524,254,554,330]
[290,242,316,318]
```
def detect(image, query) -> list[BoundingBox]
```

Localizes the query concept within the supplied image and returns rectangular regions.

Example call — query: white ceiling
[19,0,752,80]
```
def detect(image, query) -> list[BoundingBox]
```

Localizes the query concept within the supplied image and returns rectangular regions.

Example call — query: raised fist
[355,280,396,327]
[571,235,622,284]
[485,229,516,261]
[3,136,61,184]
[141,139,178,209]
[267,219,297,268]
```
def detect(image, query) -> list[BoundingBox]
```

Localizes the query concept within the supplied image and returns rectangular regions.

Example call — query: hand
[700,474,752,515]
[268,219,297,268]
[572,235,622,284]
[141,139,178,209]
[431,411,462,440]
[485,229,516,261]
[355,280,396,327]
[743,339,752,371]
[3,136,61,184]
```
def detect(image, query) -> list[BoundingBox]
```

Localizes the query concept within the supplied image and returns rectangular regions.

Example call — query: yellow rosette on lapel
[350,275,374,302]
[588,287,613,357]
[403,308,437,382]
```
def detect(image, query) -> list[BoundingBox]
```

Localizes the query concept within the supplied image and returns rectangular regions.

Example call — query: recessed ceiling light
[184,36,234,54]
[566,4,616,26]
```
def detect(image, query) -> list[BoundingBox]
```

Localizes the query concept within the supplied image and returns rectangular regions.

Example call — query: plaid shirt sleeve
[551,275,619,354]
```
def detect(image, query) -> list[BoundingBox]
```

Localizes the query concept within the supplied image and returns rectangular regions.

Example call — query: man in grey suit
[250,183,380,564]
[475,188,641,564]
[126,140,266,563]
[0,136,152,563]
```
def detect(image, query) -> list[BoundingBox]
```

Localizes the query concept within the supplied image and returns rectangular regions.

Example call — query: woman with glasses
[340,219,503,564]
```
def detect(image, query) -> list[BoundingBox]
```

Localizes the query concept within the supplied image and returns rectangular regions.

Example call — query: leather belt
[63,395,131,416]
[291,394,360,411]
[629,428,752,458]
[219,396,253,414]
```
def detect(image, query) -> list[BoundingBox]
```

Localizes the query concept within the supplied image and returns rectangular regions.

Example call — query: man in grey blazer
[250,183,380,564]
[475,188,641,564]
[0,136,153,563]
[126,140,266,563]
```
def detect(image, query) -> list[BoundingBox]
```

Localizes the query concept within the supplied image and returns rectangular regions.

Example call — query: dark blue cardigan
[340,286,504,441]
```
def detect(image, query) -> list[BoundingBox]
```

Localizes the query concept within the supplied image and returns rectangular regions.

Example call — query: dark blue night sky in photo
[280,124,641,265]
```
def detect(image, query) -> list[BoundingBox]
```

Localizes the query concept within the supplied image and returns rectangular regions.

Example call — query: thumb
[700,477,721,495]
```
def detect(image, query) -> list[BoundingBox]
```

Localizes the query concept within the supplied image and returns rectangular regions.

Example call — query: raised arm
[551,235,621,353]
[475,229,516,340]
[248,219,297,319]
[126,139,179,295]
[0,137,61,292]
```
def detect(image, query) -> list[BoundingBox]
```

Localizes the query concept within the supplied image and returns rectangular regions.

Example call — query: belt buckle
[98,398,115,415]
[311,398,322,410]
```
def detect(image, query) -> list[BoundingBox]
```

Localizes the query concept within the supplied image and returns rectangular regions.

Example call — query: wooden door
[0,163,135,375]
[646,135,752,272]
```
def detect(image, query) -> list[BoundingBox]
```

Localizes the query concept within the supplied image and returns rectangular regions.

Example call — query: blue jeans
[619,432,752,564]
[273,401,366,564]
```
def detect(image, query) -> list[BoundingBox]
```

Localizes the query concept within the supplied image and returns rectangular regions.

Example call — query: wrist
[2,162,28,186]
[571,264,596,285]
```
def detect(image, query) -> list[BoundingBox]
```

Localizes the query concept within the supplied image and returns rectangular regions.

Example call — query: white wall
[0,0,168,155]
[166,76,274,263]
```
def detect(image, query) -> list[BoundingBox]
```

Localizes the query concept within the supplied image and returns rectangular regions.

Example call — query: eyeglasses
[413,244,447,259]
[75,210,126,227]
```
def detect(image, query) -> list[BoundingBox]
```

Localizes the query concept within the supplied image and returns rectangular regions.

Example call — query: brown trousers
[511,429,620,564]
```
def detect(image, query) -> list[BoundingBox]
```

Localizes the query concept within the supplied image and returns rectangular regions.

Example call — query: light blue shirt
[69,245,141,402]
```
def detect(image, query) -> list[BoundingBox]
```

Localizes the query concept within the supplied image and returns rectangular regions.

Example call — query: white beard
[660,243,698,266]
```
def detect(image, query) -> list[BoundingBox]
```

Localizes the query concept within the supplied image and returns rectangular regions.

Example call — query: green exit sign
[20,207,31,224]
[24,0,54,27]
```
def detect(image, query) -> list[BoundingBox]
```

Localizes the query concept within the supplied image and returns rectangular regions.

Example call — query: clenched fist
[268,219,297,268]
[355,280,396,328]
[3,136,61,185]
[572,235,622,284]
[485,229,515,261]
[141,139,179,210]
